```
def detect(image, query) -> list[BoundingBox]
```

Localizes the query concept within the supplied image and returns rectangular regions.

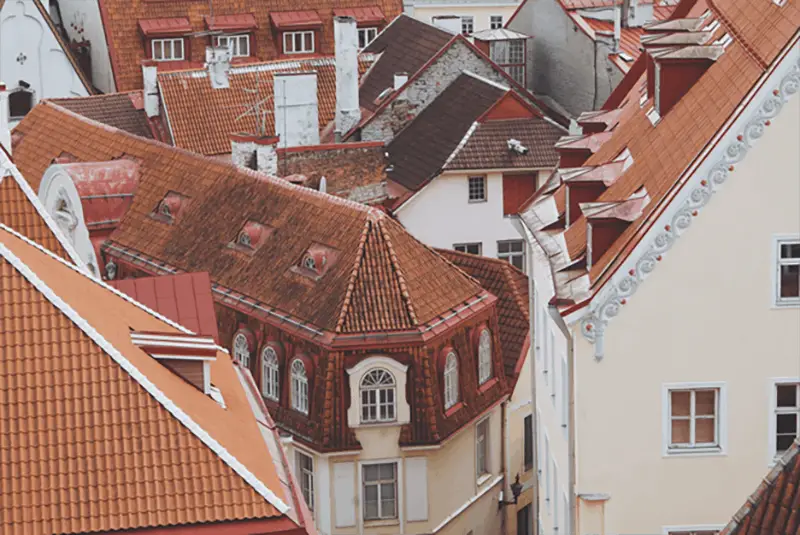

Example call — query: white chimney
[142,61,160,118]
[0,83,11,155]
[319,176,327,193]
[432,15,461,35]
[613,6,621,51]
[256,135,280,176]
[230,133,257,169]
[205,46,232,89]
[274,71,320,148]
[393,72,408,90]
[334,16,361,140]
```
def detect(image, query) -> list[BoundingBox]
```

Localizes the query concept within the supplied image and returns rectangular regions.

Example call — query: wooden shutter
[333,462,356,528]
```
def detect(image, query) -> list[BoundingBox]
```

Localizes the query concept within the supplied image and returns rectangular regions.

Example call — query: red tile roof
[110,272,221,341]
[158,56,375,156]
[334,6,386,24]
[98,0,402,91]
[0,225,310,534]
[49,92,156,140]
[561,0,653,8]
[137,17,191,36]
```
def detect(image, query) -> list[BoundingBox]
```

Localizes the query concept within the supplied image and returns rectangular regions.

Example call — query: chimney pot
[230,133,257,169]
[141,61,159,118]
[255,135,279,176]
[334,16,361,139]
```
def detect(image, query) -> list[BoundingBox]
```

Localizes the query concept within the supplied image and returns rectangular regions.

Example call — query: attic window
[130,331,218,397]
[151,191,188,223]
[230,220,272,253]
[293,243,338,280]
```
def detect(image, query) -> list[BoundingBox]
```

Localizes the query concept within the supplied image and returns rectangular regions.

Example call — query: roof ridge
[707,0,768,69]
[334,216,374,333]
[501,262,531,321]
[376,217,420,325]
[0,232,291,516]
[157,53,379,79]
[462,70,511,91]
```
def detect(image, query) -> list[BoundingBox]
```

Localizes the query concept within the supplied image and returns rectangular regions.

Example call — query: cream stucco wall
[409,4,522,34]
[571,81,800,533]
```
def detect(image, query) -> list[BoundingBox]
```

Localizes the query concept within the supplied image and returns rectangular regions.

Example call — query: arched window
[261,346,280,401]
[478,329,492,384]
[360,368,396,423]
[291,359,309,414]
[232,332,251,368]
[444,352,459,409]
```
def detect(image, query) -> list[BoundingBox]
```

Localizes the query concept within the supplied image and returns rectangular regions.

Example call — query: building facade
[405,0,522,36]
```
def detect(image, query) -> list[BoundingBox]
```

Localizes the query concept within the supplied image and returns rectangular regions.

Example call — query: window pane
[696,418,716,443]
[364,500,379,519]
[174,39,183,59]
[671,419,690,444]
[304,32,313,51]
[777,384,798,407]
[695,390,716,416]
[780,264,800,298]
[512,255,524,270]
[777,433,796,452]
[153,41,163,60]
[381,498,396,517]
[364,465,379,481]
[379,463,395,480]
[777,413,798,435]
[364,484,378,502]
[781,243,800,259]
[671,391,690,416]
[381,481,395,499]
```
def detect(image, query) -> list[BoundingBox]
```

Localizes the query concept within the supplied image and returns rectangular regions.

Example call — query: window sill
[352,420,404,429]
[477,472,493,486]
[478,377,499,394]
[664,446,725,458]
[445,401,465,418]
[364,518,399,528]
[468,199,488,204]
[772,300,800,309]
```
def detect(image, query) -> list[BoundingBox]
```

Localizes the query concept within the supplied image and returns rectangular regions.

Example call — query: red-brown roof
[0,226,309,534]
[49,92,156,140]
[158,56,376,156]
[205,13,258,31]
[110,272,221,341]
[334,6,386,24]
[98,0,402,91]
[269,10,323,29]
[137,17,191,36]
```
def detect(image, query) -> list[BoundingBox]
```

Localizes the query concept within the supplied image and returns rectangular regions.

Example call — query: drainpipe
[502,400,509,535]
[547,304,576,535]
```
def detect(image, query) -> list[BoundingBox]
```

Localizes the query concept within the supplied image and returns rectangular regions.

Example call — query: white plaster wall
[0,0,89,113]
[397,171,540,260]
[572,85,800,533]
[56,0,116,92]
[412,4,522,33]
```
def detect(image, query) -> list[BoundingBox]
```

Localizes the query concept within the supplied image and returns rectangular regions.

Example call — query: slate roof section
[49,92,155,139]
[158,56,375,156]
[11,102,485,335]
[96,0,402,92]
[360,15,453,112]
[0,225,307,534]
[110,272,221,341]
[720,440,800,535]
[437,249,530,382]
[446,117,562,171]
[386,72,506,191]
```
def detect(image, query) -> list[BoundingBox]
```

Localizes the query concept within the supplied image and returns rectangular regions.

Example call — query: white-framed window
[360,368,396,423]
[232,332,250,368]
[523,413,533,472]
[476,417,490,478]
[358,27,378,49]
[461,16,474,35]
[291,359,309,414]
[296,450,315,511]
[261,346,279,401]
[151,38,185,61]
[283,31,315,54]
[663,383,727,455]
[454,242,482,255]
[478,329,492,384]
[490,15,503,29]
[468,176,486,202]
[216,33,250,57]
[363,462,398,520]
[444,351,459,409]
[770,379,800,459]
[498,240,525,271]
[773,235,800,307]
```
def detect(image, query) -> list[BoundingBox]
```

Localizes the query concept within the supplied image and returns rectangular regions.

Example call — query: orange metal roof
[0,225,303,534]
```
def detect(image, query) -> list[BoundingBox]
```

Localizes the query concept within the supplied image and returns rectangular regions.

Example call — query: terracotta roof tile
[158,57,375,156]
[49,92,155,139]
[0,226,301,534]
[97,0,402,91]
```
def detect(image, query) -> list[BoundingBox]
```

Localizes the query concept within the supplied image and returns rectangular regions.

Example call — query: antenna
[189,0,222,38]
[228,72,273,137]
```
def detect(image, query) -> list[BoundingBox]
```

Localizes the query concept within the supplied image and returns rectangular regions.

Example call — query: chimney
[230,133,257,169]
[142,60,159,118]
[621,0,631,28]
[334,16,361,141]
[205,46,232,89]
[255,135,280,175]
[432,15,461,35]
[653,46,723,116]
[0,83,11,155]
[319,176,327,193]
[613,6,622,50]
[274,71,320,148]
[393,72,408,90]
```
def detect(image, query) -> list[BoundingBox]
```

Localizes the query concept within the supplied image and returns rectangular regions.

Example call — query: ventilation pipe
[255,135,280,176]
[334,16,361,141]
[205,46,232,89]
[142,60,160,118]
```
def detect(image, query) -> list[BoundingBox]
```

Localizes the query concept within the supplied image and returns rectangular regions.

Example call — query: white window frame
[662,525,724,535]
[357,26,378,49]
[768,377,800,464]
[283,30,315,54]
[461,15,474,35]
[215,33,250,57]
[296,450,315,511]
[454,242,482,255]
[490,15,503,29]
[232,332,250,368]
[261,346,280,401]
[151,37,185,61]
[771,234,800,307]
[360,368,397,424]
[360,460,400,522]
[444,352,460,409]
[476,417,490,482]
[662,382,727,457]
[478,329,493,385]
[291,358,309,414]
[497,240,525,271]
[468,175,487,202]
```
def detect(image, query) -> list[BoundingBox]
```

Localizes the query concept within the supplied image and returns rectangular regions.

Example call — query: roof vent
[131,331,218,397]
[554,132,613,168]
[652,45,724,117]
[293,243,338,280]
[582,187,650,270]
[231,220,272,254]
[151,191,189,224]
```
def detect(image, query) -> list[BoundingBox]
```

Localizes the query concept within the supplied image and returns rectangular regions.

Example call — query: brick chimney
[0,83,11,155]
[231,133,257,169]
[255,135,280,175]
[142,60,159,118]
[334,16,361,141]
[274,71,320,148]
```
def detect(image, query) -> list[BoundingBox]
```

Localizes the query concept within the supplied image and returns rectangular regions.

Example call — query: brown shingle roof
[386,72,506,191]
[360,15,453,112]
[158,56,375,156]
[0,226,303,534]
[446,117,562,171]
[97,0,402,92]
[49,92,155,139]
[720,440,800,535]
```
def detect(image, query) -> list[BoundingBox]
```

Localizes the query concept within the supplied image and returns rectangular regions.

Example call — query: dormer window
[304,254,320,270]
[151,38,185,61]
[151,191,188,224]
[478,329,493,385]
[270,10,321,56]
[216,34,250,57]
[360,369,396,423]
[293,244,338,279]
[346,356,410,428]
[139,17,190,62]
[232,330,254,369]
[358,27,378,49]
[291,358,309,414]
[231,220,271,253]
[283,31,315,54]
[444,351,460,410]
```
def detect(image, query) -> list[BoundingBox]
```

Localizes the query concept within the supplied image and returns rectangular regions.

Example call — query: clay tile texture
[49,92,155,139]
[0,226,305,534]
[158,56,375,156]
[97,0,402,92]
